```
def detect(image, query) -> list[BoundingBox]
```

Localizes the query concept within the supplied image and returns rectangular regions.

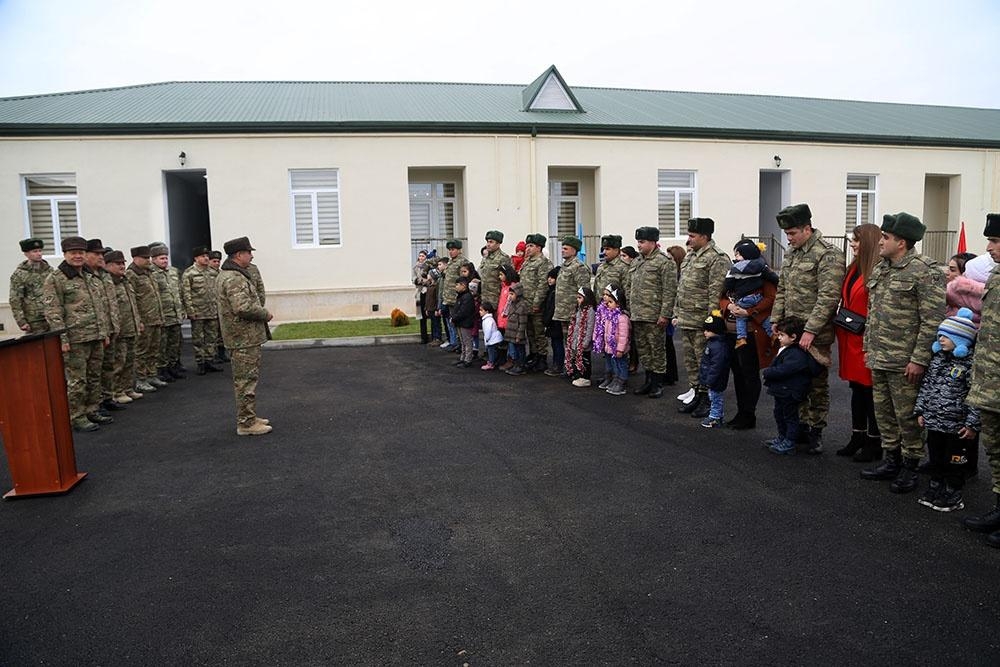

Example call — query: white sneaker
[439,341,450,348]
[571,377,591,387]
[677,387,696,403]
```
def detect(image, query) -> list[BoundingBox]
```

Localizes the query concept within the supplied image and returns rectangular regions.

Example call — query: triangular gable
[522,65,584,113]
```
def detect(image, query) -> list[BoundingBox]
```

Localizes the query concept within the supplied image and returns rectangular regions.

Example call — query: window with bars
[846,174,877,228]
[409,182,457,241]
[548,181,579,238]
[289,169,341,247]
[657,170,696,237]
[23,173,79,254]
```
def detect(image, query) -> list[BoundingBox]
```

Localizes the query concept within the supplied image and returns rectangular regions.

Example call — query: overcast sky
[1,0,998,108]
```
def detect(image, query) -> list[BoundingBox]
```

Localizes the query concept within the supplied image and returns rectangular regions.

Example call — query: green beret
[883,211,925,242]
[485,230,504,243]
[525,233,547,247]
[985,213,1000,237]
[446,239,463,250]
[61,236,88,252]
[601,235,622,249]
[687,218,715,235]
[635,226,660,242]
[20,238,44,252]
[561,236,582,251]
[776,204,812,229]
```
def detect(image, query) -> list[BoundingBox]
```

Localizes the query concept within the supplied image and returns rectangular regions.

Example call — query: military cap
[223,236,255,255]
[687,218,715,235]
[192,245,210,257]
[445,239,463,250]
[634,226,660,242]
[776,204,812,229]
[485,230,504,243]
[882,211,925,242]
[103,250,126,263]
[130,245,151,258]
[209,250,222,260]
[985,213,1000,237]
[703,309,728,336]
[561,236,582,251]
[149,243,169,257]
[601,234,623,249]
[19,238,44,252]
[61,236,88,252]
[621,246,639,259]
[86,238,106,253]
[525,233,547,247]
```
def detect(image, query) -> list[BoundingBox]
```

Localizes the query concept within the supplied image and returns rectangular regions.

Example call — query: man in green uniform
[182,245,222,375]
[9,238,54,334]
[479,230,511,309]
[770,204,845,453]
[860,213,945,492]
[104,250,144,404]
[552,236,593,376]
[217,236,273,436]
[519,234,553,373]
[441,240,467,352]
[593,235,628,293]
[127,245,165,393]
[208,250,228,363]
[626,226,678,399]
[962,214,1000,545]
[85,239,124,414]
[150,243,183,383]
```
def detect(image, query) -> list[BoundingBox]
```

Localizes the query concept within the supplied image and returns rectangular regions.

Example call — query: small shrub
[390,308,410,327]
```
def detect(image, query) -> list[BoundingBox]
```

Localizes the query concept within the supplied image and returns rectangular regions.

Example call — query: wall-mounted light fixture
[178,151,187,167]
[773,155,782,168]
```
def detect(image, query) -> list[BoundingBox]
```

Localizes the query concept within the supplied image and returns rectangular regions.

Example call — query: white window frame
[657,170,697,238]
[22,173,80,256]
[289,169,342,248]
[548,180,580,238]
[846,173,878,228]
[409,182,459,240]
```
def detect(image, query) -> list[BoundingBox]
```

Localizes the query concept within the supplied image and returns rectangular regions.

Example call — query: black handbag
[833,305,866,334]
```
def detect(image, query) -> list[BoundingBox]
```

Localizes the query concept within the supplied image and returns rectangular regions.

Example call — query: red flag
[957,221,967,253]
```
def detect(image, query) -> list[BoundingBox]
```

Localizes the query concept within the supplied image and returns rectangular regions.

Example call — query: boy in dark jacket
[542,267,565,376]
[699,310,731,428]
[450,277,476,368]
[762,316,817,454]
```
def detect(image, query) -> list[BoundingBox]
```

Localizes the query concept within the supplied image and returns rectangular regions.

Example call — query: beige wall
[2,132,997,331]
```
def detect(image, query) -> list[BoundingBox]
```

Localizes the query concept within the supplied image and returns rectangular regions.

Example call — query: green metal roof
[1,76,999,147]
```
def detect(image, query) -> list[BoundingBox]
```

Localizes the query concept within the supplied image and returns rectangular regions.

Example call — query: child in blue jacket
[698,310,731,428]
[762,316,818,454]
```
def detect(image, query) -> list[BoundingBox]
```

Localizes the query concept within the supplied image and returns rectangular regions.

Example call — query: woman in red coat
[835,223,882,461]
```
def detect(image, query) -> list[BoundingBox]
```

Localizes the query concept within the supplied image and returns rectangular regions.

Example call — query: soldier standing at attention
[478,230,510,309]
[440,240,467,351]
[104,250,144,404]
[42,236,111,432]
[626,226,678,399]
[9,238,54,334]
[770,204,845,453]
[208,250,227,363]
[593,235,628,294]
[85,239,124,414]
[552,236,593,377]
[962,214,1000,546]
[673,218,732,415]
[519,234,553,373]
[182,245,222,375]
[217,236,273,436]
[149,243,183,383]
[126,245,165,393]
[860,213,945,493]
[209,250,222,272]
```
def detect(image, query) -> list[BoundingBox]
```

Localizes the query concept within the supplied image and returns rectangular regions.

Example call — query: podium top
[0,329,66,350]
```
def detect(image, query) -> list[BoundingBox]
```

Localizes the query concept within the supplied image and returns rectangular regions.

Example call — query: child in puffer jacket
[593,282,631,396]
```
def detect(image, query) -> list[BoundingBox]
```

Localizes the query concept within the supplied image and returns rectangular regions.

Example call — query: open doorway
[164,170,211,270]
[758,170,790,267]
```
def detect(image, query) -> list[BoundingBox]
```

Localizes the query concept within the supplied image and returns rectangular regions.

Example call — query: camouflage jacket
[863,249,945,371]
[181,263,219,319]
[519,253,553,311]
[967,265,1000,413]
[442,254,468,306]
[771,231,845,346]
[42,263,109,345]
[112,273,142,338]
[96,269,121,336]
[554,256,593,321]
[152,266,181,325]
[594,255,629,294]
[247,263,266,306]
[674,241,732,329]
[126,263,164,327]
[217,261,270,349]
[626,249,678,322]
[478,248,511,307]
[9,259,53,329]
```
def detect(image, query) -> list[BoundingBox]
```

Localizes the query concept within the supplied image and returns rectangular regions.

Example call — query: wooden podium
[0,330,87,498]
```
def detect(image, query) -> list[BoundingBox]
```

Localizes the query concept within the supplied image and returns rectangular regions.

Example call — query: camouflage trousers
[634,321,666,374]
[158,323,182,368]
[231,345,262,428]
[27,320,50,334]
[799,343,831,431]
[980,410,1000,495]
[680,327,706,388]
[113,335,137,396]
[527,313,548,358]
[63,339,103,420]
[100,333,119,400]
[136,324,161,379]
[872,368,925,460]
[191,318,220,363]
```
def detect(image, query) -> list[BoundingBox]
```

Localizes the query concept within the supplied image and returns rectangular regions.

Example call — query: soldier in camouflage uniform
[84,239,124,415]
[182,245,222,375]
[126,245,165,393]
[9,238,53,333]
[42,236,112,432]
[104,250,144,404]
[962,214,1000,546]
[771,204,845,452]
[593,235,628,294]
[626,226,678,399]
[479,230,511,309]
[150,243,184,382]
[441,240,468,351]
[553,236,593,376]
[208,250,228,363]
[859,213,945,493]
[673,218,731,415]
[519,233,553,372]
[217,236,273,436]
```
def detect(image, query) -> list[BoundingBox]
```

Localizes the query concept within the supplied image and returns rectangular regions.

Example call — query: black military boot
[861,447,901,480]
[691,390,711,418]
[836,431,866,457]
[168,364,185,380]
[157,367,175,383]
[196,362,207,376]
[853,435,883,463]
[172,362,187,378]
[101,398,126,412]
[633,372,653,396]
[805,426,824,455]
[680,388,706,414]
[963,493,1000,533]
[890,457,921,494]
[204,361,222,373]
[648,373,664,398]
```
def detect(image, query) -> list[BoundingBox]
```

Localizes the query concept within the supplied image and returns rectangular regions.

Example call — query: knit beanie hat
[703,309,728,336]
[733,239,762,260]
[933,307,978,358]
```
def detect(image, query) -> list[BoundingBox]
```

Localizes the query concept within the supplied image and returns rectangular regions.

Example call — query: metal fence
[410,238,468,264]
[744,229,957,270]
[919,230,957,264]
[740,234,787,269]
[548,235,604,270]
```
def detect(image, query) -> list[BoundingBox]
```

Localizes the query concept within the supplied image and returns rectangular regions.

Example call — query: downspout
[529,125,538,233]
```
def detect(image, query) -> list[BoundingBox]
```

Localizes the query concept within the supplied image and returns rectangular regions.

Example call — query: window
[409,182,457,241]
[657,170,696,238]
[846,174,877,228]
[289,169,341,247]
[23,173,79,253]
[548,181,579,238]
